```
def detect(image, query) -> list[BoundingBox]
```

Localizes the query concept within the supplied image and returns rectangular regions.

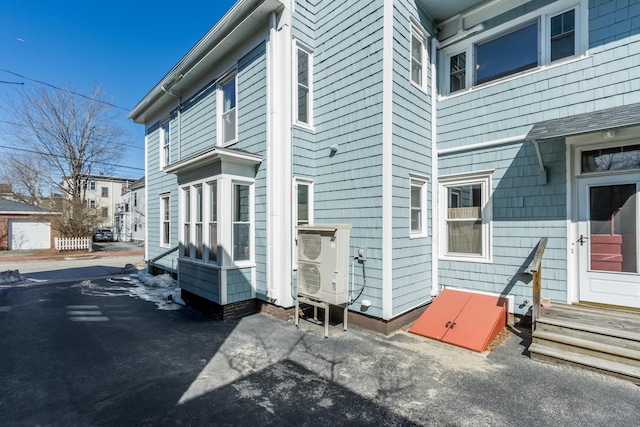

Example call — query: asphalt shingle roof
[0,198,47,214]
[526,102,640,141]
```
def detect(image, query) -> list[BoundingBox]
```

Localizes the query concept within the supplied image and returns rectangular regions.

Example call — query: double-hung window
[410,24,427,89]
[449,52,466,93]
[295,43,313,126]
[293,178,314,269]
[194,185,203,260]
[219,75,237,145]
[233,182,251,262]
[410,175,428,237]
[183,188,191,257]
[208,181,218,262]
[161,122,170,167]
[161,195,170,247]
[440,171,492,261]
[550,9,576,62]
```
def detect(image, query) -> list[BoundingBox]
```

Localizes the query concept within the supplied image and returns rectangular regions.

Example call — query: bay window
[179,178,254,266]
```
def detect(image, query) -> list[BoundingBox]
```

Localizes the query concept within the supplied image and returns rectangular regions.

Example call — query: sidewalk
[0,242,144,263]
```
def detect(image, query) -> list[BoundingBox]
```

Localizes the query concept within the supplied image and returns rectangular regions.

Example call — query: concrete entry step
[409,289,507,352]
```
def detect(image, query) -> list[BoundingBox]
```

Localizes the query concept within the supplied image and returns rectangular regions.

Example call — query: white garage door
[9,220,51,250]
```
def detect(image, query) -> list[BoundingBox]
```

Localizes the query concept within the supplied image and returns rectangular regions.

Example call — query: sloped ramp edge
[409,289,507,352]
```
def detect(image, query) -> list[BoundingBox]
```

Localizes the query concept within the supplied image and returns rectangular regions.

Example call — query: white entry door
[578,174,640,308]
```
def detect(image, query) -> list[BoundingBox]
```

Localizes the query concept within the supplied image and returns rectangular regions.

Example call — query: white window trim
[293,41,314,130]
[181,186,192,258]
[410,174,428,238]
[440,0,587,96]
[231,179,255,266]
[544,6,581,65]
[160,193,170,248]
[160,121,170,168]
[218,72,238,147]
[293,177,314,269]
[410,23,428,92]
[208,179,219,264]
[439,170,493,262]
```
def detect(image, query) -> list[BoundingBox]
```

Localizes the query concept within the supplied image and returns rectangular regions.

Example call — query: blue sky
[0,0,236,179]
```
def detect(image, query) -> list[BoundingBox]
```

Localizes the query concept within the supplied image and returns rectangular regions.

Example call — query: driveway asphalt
[0,255,639,426]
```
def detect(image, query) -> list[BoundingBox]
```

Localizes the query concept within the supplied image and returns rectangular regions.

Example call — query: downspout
[161,84,182,161]
[430,36,439,298]
[267,10,277,300]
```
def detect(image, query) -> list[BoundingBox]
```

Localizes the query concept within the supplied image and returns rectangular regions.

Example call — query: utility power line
[0,144,144,172]
[0,68,131,112]
[0,119,144,151]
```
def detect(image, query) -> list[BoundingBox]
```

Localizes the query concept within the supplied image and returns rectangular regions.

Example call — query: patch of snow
[127,269,185,309]
[0,270,23,285]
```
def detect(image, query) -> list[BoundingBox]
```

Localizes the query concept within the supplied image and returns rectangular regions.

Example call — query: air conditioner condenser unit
[297,224,351,306]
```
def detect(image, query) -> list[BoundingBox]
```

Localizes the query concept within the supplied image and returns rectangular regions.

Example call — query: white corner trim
[382,0,394,320]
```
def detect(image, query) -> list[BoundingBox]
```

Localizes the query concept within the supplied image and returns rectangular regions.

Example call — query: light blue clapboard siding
[227,268,253,303]
[437,2,640,150]
[144,38,268,303]
[438,139,567,315]
[300,0,386,318]
[179,85,216,159]
[146,122,179,272]
[292,0,316,46]
[434,1,639,314]
[179,261,221,303]
[237,41,268,298]
[389,0,434,316]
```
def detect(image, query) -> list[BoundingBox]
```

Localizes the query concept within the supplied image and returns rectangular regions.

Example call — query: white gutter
[438,134,528,155]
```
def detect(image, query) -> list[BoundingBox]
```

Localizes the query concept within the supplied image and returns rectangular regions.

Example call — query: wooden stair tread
[529,343,640,380]
[540,304,640,326]
[533,330,640,361]
[536,316,640,342]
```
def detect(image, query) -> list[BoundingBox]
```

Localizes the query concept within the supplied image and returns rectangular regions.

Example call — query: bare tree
[2,85,128,236]
[0,154,48,206]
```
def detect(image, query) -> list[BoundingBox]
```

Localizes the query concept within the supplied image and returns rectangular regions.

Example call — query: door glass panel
[589,184,637,273]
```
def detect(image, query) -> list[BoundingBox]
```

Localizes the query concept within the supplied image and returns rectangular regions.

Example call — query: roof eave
[128,0,283,124]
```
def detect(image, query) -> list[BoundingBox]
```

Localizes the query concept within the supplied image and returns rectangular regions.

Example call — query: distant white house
[61,173,138,231]
[115,176,145,242]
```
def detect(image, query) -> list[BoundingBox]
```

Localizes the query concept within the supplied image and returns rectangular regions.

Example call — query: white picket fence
[54,237,92,252]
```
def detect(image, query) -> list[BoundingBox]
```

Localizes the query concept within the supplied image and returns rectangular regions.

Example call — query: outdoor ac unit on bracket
[296,224,351,306]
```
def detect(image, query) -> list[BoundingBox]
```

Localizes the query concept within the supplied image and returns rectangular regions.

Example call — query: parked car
[93,229,114,242]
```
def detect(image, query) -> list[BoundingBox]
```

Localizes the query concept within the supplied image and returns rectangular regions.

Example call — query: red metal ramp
[409,289,507,352]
